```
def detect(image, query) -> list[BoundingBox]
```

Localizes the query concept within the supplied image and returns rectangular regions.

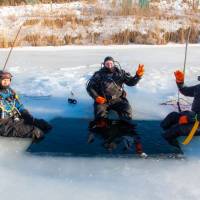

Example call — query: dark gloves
[33,119,52,133]
[21,110,52,132]
[20,109,34,124]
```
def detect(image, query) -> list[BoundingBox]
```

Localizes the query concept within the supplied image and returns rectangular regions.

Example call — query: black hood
[104,56,114,64]
[198,76,200,81]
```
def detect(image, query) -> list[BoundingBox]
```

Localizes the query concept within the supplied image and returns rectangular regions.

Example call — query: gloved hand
[96,96,106,104]
[21,110,52,132]
[178,115,188,125]
[174,70,184,83]
[136,64,144,77]
[34,119,52,133]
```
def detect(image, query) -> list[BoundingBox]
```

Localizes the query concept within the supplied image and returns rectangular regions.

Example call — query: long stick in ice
[2,25,23,71]
[177,27,191,112]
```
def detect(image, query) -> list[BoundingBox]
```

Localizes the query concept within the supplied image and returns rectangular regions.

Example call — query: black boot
[32,127,44,141]
[167,138,181,149]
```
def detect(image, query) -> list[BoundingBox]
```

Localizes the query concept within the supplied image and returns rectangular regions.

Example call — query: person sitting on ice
[0,70,52,139]
[86,56,144,126]
[161,70,200,148]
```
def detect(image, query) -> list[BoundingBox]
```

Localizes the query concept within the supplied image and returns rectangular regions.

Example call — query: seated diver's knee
[162,128,181,142]
[119,112,132,121]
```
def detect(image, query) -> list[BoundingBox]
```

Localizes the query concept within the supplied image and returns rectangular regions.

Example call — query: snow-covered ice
[0,44,200,199]
[1,44,199,120]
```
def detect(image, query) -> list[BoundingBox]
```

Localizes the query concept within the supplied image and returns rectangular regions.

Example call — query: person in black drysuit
[161,70,200,147]
[0,70,52,140]
[86,56,144,125]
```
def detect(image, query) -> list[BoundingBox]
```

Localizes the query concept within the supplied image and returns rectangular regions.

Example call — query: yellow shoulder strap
[182,120,199,145]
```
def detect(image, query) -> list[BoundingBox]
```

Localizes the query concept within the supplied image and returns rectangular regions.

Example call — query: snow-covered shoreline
[0,0,199,47]
[0,43,200,51]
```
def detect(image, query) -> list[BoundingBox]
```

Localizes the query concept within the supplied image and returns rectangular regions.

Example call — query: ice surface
[0,45,200,199]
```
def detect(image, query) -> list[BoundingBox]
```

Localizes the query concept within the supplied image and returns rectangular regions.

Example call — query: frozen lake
[0,45,200,199]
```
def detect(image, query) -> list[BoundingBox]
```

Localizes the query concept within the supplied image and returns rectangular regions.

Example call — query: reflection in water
[88,119,147,158]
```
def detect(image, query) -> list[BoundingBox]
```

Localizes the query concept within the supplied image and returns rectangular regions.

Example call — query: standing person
[0,70,52,139]
[161,70,200,147]
[86,56,144,127]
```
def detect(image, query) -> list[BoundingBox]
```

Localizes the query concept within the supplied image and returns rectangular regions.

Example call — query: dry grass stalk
[23,33,65,46]
[23,34,42,46]
[89,32,100,43]
[110,25,200,45]
[43,35,64,45]
[42,18,65,28]
[23,19,40,26]
[0,33,9,48]
[64,34,83,45]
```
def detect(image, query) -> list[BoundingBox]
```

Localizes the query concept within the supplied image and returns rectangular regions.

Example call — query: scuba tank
[0,107,5,119]
[0,89,21,121]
